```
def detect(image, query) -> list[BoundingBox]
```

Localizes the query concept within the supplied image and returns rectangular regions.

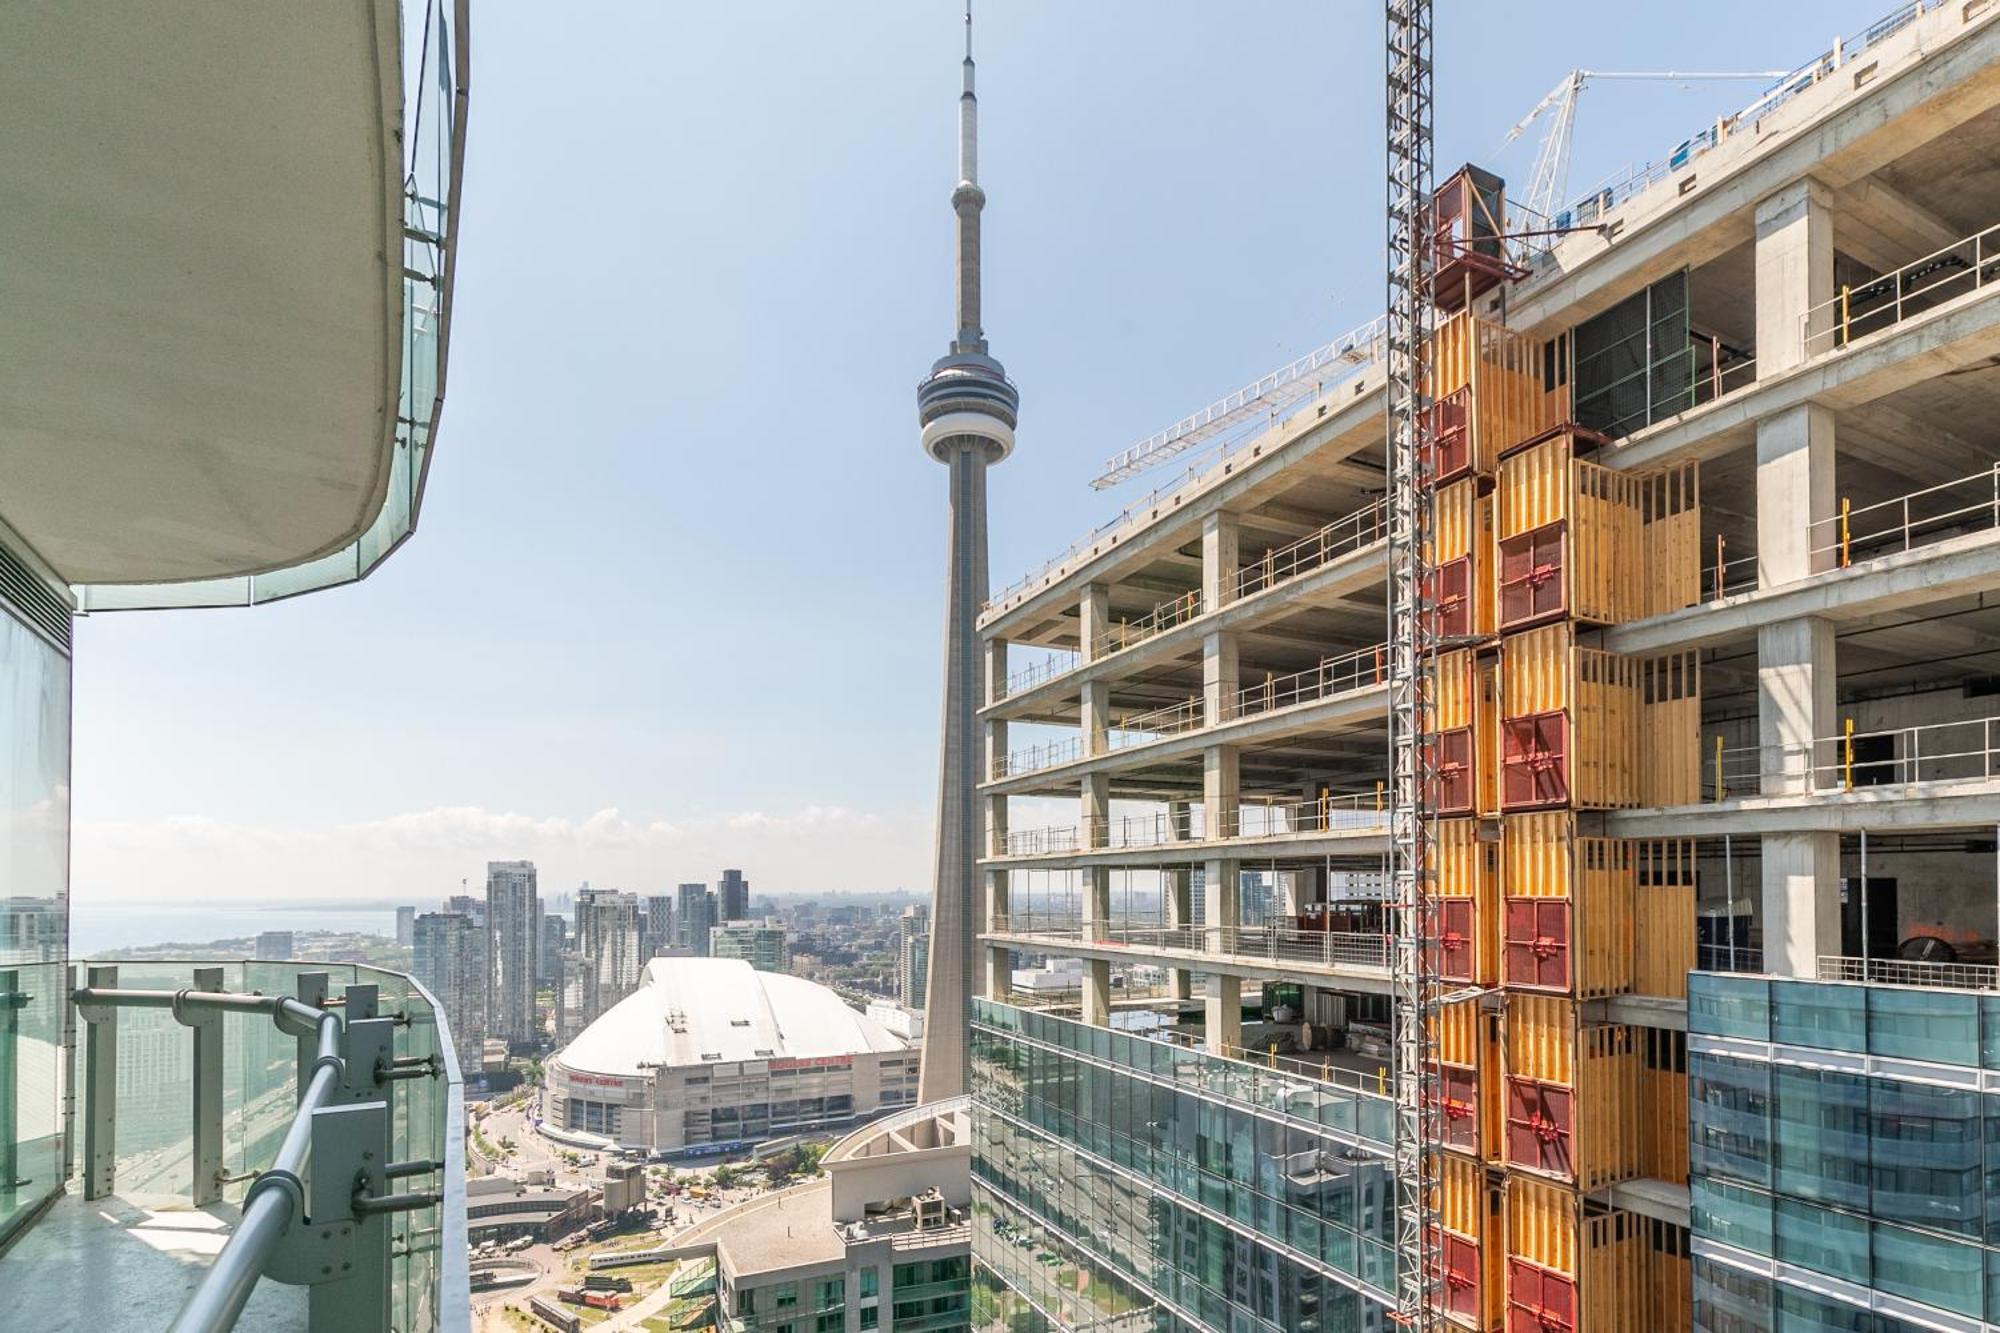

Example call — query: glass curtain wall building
[1690,972,2000,1329]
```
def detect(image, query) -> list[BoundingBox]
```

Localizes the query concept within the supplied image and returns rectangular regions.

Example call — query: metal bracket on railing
[337,1018,396,1105]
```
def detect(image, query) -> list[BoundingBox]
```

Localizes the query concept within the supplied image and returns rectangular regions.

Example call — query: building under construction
[961,4,2000,1330]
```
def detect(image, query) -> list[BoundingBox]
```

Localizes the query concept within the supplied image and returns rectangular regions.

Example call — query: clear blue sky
[68,0,1894,905]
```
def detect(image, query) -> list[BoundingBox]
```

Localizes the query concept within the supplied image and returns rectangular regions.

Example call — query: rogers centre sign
[769,1056,852,1072]
[565,1072,631,1089]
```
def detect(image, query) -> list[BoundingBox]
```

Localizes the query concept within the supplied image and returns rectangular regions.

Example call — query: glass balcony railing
[0,958,468,1332]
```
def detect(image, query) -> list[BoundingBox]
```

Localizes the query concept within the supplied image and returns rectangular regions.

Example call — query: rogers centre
[540,956,919,1154]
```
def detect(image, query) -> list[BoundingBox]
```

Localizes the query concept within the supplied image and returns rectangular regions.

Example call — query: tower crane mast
[1384,0,1438,1327]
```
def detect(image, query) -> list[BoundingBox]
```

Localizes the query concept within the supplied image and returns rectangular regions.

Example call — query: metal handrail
[1000,650,1080,699]
[72,986,344,1333]
[1232,501,1388,602]
[1092,590,1202,660]
[1707,713,2000,800]
[1801,220,2000,359]
[1227,645,1387,722]
[989,921,1393,974]
[996,791,1386,857]
[1818,955,2000,991]
[1806,462,2000,565]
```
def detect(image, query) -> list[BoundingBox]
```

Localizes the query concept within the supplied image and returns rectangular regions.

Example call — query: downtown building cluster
[937,5,2000,1331]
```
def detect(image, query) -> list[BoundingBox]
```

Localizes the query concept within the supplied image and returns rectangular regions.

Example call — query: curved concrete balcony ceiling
[0,4,410,583]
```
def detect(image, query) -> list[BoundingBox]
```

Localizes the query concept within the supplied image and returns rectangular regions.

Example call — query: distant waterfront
[69,902,400,956]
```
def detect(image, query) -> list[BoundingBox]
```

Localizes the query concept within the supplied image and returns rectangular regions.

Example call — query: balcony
[35,0,471,610]
[0,958,468,1332]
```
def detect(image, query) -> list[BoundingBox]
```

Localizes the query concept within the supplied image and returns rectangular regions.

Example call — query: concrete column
[1204,857,1241,1054]
[1080,583,1110,663]
[1081,679,1110,757]
[1165,799,1194,1000]
[1203,632,1240,728]
[1204,744,1240,841]
[1759,617,1837,795]
[986,637,1008,707]
[1755,176,1833,377]
[984,716,1008,797]
[1755,403,1837,586]
[1081,855,1112,1027]
[986,791,1009,864]
[1763,833,1841,978]
[1203,511,1240,612]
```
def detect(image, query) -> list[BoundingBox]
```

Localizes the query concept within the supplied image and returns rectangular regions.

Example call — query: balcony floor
[0,1188,305,1331]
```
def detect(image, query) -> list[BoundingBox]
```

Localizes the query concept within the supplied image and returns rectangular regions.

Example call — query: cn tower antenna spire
[915,0,1017,1106]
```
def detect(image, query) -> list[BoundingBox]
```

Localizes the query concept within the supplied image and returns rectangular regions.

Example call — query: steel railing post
[0,970,22,1193]
[81,965,117,1199]
[295,972,330,1106]
[306,1101,394,1333]
[188,966,226,1207]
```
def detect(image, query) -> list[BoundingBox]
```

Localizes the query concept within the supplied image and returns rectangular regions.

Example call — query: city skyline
[56,1,1880,907]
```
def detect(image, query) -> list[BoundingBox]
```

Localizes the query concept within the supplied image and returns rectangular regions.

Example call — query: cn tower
[916,3,1016,1105]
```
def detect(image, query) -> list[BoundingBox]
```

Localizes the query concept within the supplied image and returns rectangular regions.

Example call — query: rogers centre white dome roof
[553,957,907,1078]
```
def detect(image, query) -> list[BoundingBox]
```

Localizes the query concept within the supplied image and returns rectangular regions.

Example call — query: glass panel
[1771,982,1864,1052]
[1771,1066,1868,1209]
[1867,987,1978,1066]
[1871,1221,1982,1317]
[1774,1196,1868,1283]
[0,598,71,1250]
[1690,974,1770,1040]
[1691,1053,1772,1187]
[1691,1177,1772,1256]
[1868,1077,1982,1237]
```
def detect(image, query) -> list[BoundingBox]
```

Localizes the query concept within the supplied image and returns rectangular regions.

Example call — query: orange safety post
[1713,734,1724,801]
[1840,498,1852,568]
[1844,718,1855,791]
[1714,534,1726,601]
[1840,283,1851,347]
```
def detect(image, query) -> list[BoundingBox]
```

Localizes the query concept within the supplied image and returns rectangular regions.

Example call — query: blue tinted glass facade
[1689,974,2000,1327]
[968,999,1394,1333]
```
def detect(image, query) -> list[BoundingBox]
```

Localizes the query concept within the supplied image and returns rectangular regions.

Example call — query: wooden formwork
[1633,839,1697,999]
[1494,428,1641,631]
[1637,652,1702,809]
[1493,434,1701,632]
[1500,813,1634,998]
[1505,1176,1654,1333]
[1429,651,1499,817]
[1429,994,1501,1162]
[1503,993,1641,1191]
[1428,310,1549,484]
[1428,479,1495,641]
[1431,818,1500,985]
[1637,1027,1689,1183]
[1497,624,1641,812]
[1638,463,1702,617]
[1431,1152,1505,1331]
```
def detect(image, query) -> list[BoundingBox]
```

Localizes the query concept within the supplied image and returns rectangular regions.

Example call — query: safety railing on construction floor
[984,314,1389,616]
[991,647,1387,780]
[1000,650,1080,700]
[987,921,1392,973]
[1697,463,2000,606]
[1225,645,1387,723]
[1802,219,2000,361]
[1092,590,1203,661]
[1808,462,2000,571]
[1707,714,2000,801]
[995,792,1387,858]
[1819,955,2000,992]
[1232,500,1388,602]
[997,502,1393,701]
[1513,0,1949,260]
[1160,1031,1393,1101]
[63,960,466,1333]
